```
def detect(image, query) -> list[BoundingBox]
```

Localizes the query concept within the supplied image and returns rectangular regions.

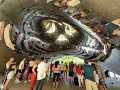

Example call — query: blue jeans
[36,78,45,90]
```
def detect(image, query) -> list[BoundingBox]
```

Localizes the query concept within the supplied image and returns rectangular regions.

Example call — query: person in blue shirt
[83,61,98,90]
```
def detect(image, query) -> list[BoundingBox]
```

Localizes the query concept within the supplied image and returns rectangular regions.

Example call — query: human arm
[93,70,97,81]
[32,64,37,75]
[12,65,17,72]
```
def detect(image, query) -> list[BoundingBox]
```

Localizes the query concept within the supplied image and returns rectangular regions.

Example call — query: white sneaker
[15,79,17,83]
[15,79,21,83]
[24,80,27,83]
[28,80,31,82]
[0,84,4,89]
[17,80,21,83]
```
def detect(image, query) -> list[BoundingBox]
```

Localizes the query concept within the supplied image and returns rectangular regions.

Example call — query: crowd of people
[0,57,108,90]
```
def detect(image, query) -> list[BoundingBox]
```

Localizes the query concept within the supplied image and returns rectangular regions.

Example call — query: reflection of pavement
[106,78,120,89]
[1,76,120,90]
[0,76,85,90]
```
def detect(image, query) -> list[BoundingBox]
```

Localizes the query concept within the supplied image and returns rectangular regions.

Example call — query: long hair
[55,61,59,68]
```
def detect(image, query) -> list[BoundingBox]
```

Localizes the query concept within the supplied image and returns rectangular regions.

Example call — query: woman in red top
[76,64,84,87]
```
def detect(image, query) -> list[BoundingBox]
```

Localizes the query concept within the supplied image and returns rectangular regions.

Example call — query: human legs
[1,71,8,84]
[53,73,60,88]
[80,75,84,87]
[30,73,37,90]
[85,79,92,90]
[39,79,45,90]
[85,79,98,90]
[36,79,45,90]
[91,81,98,90]
[4,71,15,90]
[36,80,41,90]
[53,73,56,87]
[99,79,107,90]
[50,71,52,77]
[55,73,60,88]
[15,72,21,83]
[3,79,11,90]
[61,71,64,79]
[77,75,81,87]
[25,69,30,82]
[69,72,73,82]
[1,70,9,88]
[16,73,21,79]
[64,71,67,79]
[0,71,8,89]
[19,69,25,80]
[39,79,44,90]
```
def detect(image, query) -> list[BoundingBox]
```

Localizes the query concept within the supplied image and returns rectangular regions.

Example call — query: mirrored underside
[0,1,113,61]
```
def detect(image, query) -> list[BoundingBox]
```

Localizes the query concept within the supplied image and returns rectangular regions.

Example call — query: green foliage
[53,56,85,64]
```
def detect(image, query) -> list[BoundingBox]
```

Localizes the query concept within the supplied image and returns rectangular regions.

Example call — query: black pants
[53,73,60,82]
[36,78,45,90]
[19,69,26,80]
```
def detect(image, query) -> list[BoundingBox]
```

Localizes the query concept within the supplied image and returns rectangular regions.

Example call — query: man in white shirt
[15,58,26,83]
[36,57,47,90]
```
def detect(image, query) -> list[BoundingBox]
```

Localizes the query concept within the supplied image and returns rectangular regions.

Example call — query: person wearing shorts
[4,63,17,90]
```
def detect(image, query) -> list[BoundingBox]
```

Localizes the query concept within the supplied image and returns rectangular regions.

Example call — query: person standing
[15,58,26,83]
[63,63,68,79]
[69,61,74,82]
[19,60,28,80]
[83,62,98,90]
[30,58,40,90]
[52,61,61,88]
[36,57,47,90]
[24,59,34,83]
[0,57,14,89]
[3,58,17,90]
[76,64,84,87]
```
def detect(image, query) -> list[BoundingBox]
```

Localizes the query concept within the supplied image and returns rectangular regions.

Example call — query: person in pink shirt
[52,61,61,88]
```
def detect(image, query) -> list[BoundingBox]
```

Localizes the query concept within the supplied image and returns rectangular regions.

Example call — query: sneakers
[24,80,27,83]
[28,80,31,82]
[0,84,4,89]
[15,79,21,83]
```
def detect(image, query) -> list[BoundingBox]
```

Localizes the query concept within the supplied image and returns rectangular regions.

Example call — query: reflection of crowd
[0,57,48,90]
[0,57,109,90]
[46,0,119,49]
[51,60,108,90]
[0,58,17,90]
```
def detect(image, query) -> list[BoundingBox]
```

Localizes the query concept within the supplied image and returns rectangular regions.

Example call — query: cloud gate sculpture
[1,2,111,61]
